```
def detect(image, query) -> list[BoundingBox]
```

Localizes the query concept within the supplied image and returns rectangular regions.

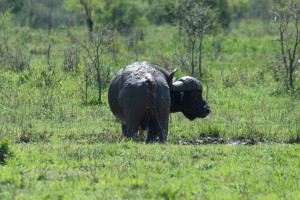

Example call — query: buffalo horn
[169,76,202,92]
[167,68,177,86]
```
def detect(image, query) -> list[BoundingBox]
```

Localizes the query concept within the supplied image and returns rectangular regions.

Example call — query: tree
[79,0,93,39]
[101,1,145,34]
[68,27,115,105]
[177,0,231,29]
[146,0,178,25]
[272,0,300,92]
[0,0,24,13]
[63,0,104,39]
[181,0,216,77]
[216,0,231,28]
[228,0,250,22]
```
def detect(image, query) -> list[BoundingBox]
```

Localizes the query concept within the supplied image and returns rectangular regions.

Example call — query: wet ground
[179,133,300,145]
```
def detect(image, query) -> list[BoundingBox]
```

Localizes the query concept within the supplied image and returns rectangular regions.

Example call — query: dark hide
[108,61,210,142]
[170,90,210,120]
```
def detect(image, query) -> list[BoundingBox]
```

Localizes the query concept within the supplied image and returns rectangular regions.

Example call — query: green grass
[0,17,300,199]
[1,142,300,199]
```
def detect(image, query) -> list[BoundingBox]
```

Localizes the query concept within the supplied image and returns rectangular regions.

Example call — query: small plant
[205,125,221,138]
[287,126,300,144]
[195,163,213,170]
[3,48,31,72]
[35,66,61,113]
[63,44,80,74]
[0,138,13,164]
[272,0,300,92]
[16,128,53,143]
[0,10,31,72]
[287,133,300,143]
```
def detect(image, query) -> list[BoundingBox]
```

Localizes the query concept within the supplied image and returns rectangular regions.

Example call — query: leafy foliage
[180,0,216,77]
[0,138,13,164]
[146,0,178,25]
[100,1,146,34]
[0,0,24,13]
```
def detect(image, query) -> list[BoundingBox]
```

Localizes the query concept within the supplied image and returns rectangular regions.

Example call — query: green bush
[146,0,178,25]
[100,1,146,34]
[0,138,13,164]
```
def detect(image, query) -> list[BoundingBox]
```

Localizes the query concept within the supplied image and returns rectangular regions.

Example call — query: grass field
[0,14,300,200]
[1,142,300,199]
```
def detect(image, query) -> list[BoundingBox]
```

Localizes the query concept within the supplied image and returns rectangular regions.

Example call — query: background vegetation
[0,0,299,199]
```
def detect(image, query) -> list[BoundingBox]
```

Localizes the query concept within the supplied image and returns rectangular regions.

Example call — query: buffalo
[108,61,210,143]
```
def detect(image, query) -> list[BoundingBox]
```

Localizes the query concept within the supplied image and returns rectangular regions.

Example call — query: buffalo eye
[191,91,202,101]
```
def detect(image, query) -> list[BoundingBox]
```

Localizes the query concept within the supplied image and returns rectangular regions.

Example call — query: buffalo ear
[169,76,203,92]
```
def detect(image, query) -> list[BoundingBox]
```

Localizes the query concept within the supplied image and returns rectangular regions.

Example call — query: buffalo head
[168,69,211,120]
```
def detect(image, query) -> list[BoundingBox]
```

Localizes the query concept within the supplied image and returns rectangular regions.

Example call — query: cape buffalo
[108,61,210,143]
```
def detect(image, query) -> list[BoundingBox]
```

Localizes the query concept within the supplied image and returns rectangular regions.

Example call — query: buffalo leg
[156,100,169,143]
[121,124,128,137]
[146,115,158,143]
[121,122,139,139]
[124,109,141,139]
[146,129,156,143]
[125,124,139,139]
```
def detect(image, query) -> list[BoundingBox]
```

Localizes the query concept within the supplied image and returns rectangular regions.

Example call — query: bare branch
[273,0,300,91]
[67,26,114,104]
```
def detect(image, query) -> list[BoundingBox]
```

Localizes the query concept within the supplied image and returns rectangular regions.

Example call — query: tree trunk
[47,6,52,65]
[86,17,93,41]
[95,66,102,105]
[289,64,294,91]
[191,34,196,76]
[80,0,93,40]
[85,63,89,105]
[198,35,203,78]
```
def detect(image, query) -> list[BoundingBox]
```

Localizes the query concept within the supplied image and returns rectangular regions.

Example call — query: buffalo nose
[205,106,211,114]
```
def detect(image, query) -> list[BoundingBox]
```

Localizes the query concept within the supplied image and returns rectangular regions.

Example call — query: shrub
[0,138,13,164]
[3,48,31,72]
[100,1,145,34]
[63,44,80,74]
